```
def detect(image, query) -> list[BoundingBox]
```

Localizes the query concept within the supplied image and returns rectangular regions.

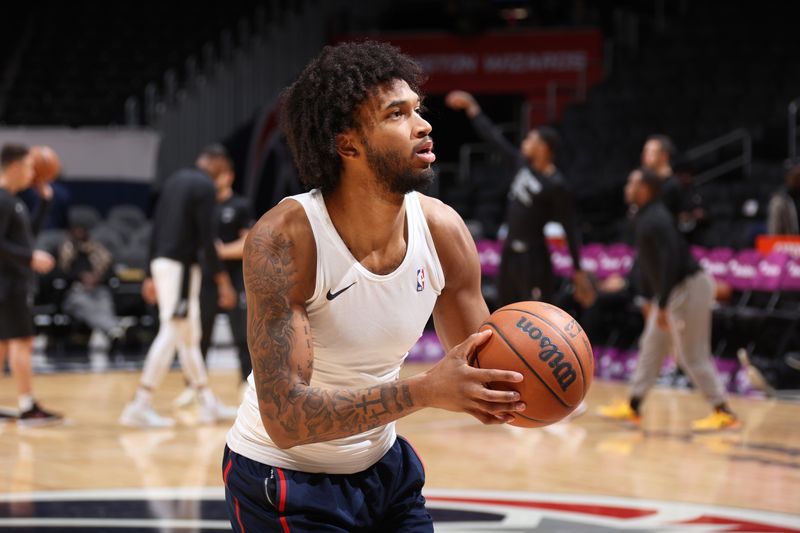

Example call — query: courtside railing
[684,128,752,186]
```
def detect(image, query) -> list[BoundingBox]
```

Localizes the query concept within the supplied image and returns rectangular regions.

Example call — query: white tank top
[226,189,444,474]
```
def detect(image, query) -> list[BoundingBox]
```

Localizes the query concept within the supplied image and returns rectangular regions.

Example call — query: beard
[364,141,435,195]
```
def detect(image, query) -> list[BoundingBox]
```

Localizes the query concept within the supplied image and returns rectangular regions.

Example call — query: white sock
[134,388,153,407]
[19,394,34,412]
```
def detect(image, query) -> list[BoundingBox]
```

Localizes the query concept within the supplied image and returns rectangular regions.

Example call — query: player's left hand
[217,281,237,310]
[141,278,157,305]
[35,181,53,200]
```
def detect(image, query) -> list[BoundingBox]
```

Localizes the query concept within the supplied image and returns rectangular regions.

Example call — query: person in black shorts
[445,90,595,308]
[175,144,253,406]
[0,143,61,426]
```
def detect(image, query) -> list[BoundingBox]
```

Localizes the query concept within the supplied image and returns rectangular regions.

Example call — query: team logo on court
[2,489,796,532]
[416,268,425,292]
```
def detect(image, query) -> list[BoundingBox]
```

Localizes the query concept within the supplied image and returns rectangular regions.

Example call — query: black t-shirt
[0,188,49,295]
[0,188,35,291]
[148,168,222,275]
[634,200,700,308]
[470,112,582,268]
[213,193,253,276]
[659,175,682,218]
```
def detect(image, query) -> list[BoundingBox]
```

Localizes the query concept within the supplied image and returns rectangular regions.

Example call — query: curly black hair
[281,40,425,192]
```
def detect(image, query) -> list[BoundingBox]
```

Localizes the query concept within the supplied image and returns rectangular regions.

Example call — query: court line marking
[0,518,230,529]
[0,487,796,529]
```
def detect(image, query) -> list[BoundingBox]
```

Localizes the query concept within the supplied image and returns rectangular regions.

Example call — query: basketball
[30,145,61,184]
[471,301,594,428]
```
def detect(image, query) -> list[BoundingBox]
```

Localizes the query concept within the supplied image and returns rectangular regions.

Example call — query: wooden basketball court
[1,364,799,531]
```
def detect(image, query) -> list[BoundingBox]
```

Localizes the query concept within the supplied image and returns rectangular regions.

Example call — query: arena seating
[555,1,800,244]
[477,239,800,375]
[1,1,263,126]
[33,205,153,359]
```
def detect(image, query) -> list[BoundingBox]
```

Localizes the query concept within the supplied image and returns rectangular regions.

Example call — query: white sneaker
[119,402,175,428]
[173,387,196,408]
[198,399,239,425]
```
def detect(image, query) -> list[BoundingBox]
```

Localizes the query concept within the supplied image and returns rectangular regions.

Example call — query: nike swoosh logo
[326,281,357,301]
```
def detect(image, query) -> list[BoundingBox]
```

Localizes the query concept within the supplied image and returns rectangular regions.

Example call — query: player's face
[197,156,233,192]
[641,140,664,170]
[359,79,435,194]
[522,131,551,165]
[9,155,35,190]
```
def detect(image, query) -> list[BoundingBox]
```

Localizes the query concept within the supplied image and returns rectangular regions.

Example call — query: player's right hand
[217,280,237,310]
[423,330,525,424]
[141,277,157,305]
[31,250,55,274]
[444,90,480,117]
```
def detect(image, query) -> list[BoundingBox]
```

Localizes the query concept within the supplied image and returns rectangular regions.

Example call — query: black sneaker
[18,403,63,428]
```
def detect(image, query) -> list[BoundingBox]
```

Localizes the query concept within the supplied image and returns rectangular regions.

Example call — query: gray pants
[630,271,727,407]
[63,284,120,336]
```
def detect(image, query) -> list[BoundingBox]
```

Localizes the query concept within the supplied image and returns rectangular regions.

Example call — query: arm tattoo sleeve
[245,226,419,447]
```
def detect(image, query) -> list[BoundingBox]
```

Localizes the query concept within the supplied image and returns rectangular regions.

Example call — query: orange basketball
[30,145,61,184]
[471,301,594,428]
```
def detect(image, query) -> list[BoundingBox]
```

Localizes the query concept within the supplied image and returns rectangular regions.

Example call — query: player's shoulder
[245,198,316,297]
[246,198,314,257]
[417,193,466,237]
[417,193,476,257]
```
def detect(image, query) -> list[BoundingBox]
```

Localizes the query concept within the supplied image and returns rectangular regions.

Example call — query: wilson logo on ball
[516,317,578,392]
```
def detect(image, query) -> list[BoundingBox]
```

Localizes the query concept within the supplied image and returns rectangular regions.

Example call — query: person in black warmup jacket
[445,90,595,308]
[0,143,61,426]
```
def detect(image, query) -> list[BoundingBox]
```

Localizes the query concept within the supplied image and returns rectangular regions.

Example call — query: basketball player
[119,147,240,428]
[445,90,595,309]
[223,41,526,531]
[598,169,739,431]
[176,144,253,407]
[0,143,61,426]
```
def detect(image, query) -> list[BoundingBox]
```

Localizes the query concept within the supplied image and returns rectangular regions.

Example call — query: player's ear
[336,131,360,160]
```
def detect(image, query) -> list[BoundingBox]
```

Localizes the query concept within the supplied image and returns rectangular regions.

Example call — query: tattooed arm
[245,201,524,449]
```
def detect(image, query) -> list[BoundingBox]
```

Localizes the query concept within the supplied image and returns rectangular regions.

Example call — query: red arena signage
[339,30,604,94]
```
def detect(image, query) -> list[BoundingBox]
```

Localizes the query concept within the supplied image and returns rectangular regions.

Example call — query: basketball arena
[1,1,799,532]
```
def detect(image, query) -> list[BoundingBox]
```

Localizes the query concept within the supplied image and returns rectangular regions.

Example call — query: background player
[599,169,739,431]
[0,143,60,426]
[176,144,253,406]
[119,147,239,428]
[445,90,595,308]
[223,41,526,531]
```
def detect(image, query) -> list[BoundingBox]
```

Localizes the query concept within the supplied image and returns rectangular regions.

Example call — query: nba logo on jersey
[416,267,425,292]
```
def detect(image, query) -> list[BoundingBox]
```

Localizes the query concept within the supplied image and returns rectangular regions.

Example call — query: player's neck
[324,178,407,261]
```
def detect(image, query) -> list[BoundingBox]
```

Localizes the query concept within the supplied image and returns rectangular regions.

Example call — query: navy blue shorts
[222,437,432,532]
